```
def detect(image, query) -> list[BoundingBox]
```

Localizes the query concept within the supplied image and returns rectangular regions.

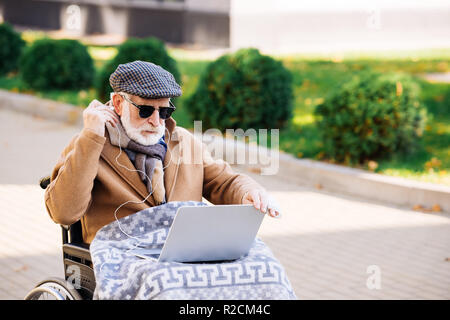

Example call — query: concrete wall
[127,7,185,43]
[1,0,62,30]
[185,0,229,13]
[184,10,229,47]
[230,0,450,53]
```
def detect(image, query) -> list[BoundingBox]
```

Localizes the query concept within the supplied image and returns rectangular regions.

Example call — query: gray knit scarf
[105,120,167,199]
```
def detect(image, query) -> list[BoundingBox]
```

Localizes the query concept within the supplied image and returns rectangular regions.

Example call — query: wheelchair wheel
[24,277,82,300]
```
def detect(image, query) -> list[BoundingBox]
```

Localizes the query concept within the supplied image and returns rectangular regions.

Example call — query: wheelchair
[24,177,96,300]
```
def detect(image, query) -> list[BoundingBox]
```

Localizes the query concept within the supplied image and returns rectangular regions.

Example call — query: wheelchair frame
[24,177,96,300]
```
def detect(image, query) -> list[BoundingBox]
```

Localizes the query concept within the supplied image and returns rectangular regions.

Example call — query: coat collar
[100,116,181,207]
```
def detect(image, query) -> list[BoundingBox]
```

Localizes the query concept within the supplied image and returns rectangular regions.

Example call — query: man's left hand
[242,190,281,218]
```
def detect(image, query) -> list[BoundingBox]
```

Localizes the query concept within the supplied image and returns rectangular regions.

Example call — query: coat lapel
[163,117,181,201]
[100,117,180,207]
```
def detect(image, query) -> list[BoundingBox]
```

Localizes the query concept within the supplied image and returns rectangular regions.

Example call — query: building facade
[1,0,449,53]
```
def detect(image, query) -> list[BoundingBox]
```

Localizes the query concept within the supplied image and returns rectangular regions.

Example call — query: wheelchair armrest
[63,243,91,262]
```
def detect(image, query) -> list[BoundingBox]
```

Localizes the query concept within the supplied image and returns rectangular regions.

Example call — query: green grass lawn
[0,41,448,185]
[275,59,450,185]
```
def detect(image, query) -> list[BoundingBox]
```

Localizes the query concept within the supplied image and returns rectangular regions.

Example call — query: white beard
[120,104,165,146]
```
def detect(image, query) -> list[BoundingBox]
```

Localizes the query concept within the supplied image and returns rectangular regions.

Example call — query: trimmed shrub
[188,48,293,131]
[314,71,427,164]
[96,37,181,102]
[0,22,26,75]
[20,38,94,90]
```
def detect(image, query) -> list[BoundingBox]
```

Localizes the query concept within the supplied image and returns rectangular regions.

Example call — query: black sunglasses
[121,94,176,119]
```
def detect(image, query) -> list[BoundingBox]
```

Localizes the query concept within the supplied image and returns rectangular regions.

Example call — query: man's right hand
[83,99,119,136]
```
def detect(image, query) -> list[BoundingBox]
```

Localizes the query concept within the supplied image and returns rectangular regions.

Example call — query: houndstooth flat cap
[109,60,182,99]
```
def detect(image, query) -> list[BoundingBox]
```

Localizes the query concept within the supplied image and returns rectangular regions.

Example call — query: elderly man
[45,60,280,244]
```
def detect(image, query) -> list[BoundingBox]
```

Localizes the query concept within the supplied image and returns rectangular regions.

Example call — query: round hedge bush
[96,37,181,102]
[0,22,26,76]
[314,71,427,164]
[188,48,293,131]
[19,38,94,90]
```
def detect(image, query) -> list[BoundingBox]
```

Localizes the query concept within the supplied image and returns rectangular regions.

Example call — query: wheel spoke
[24,279,79,300]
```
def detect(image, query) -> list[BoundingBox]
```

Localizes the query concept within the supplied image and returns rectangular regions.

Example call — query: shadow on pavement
[261,224,450,299]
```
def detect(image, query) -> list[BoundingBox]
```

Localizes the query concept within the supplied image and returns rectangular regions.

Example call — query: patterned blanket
[90,201,297,300]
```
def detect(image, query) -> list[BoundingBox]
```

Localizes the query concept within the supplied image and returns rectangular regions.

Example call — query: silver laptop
[131,204,265,263]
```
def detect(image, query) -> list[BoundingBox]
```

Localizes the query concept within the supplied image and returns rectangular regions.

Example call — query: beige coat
[45,117,265,243]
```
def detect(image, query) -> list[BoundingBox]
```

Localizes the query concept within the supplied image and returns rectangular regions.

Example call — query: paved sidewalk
[0,108,449,299]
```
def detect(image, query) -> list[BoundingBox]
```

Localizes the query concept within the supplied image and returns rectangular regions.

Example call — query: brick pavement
[0,108,449,299]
